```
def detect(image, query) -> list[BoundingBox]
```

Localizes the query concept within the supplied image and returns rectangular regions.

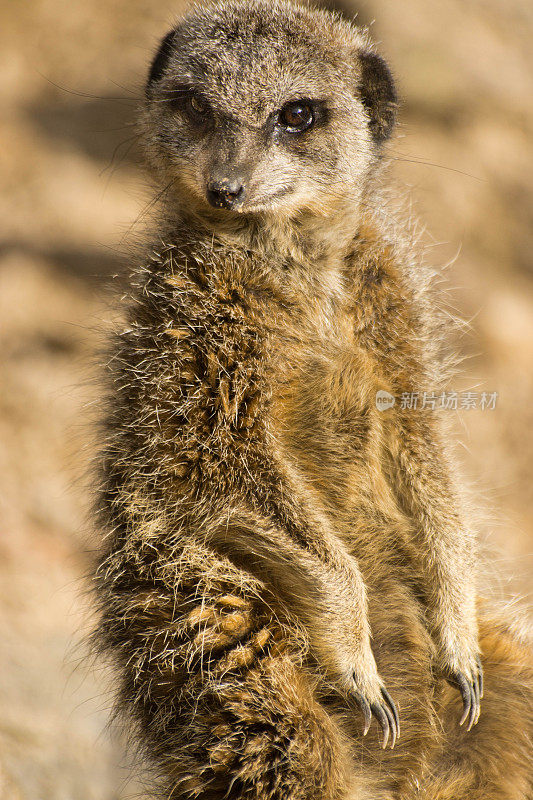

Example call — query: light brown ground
[0,0,531,796]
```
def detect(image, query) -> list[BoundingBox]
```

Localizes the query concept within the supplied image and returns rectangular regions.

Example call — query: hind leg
[170,641,357,800]
[422,607,533,800]
[97,542,366,800]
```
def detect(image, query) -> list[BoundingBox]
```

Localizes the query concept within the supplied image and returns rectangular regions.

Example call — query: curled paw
[445,654,483,731]
[351,682,400,749]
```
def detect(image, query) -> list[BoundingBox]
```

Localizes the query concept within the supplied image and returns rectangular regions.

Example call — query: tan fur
[93,1,533,797]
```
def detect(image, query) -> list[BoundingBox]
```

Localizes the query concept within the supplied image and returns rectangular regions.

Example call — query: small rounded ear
[146,29,177,97]
[358,51,398,143]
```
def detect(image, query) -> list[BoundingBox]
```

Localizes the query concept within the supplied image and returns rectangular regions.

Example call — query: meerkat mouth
[236,187,294,213]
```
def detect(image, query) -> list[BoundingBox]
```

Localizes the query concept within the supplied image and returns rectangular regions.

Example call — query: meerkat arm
[98,489,399,748]
[387,410,482,729]
[202,508,399,747]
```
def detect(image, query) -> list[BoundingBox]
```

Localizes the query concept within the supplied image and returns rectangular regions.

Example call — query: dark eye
[176,92,211,124]
[279,101,314,132]
[164,87,210,121]
[188,94,208,116]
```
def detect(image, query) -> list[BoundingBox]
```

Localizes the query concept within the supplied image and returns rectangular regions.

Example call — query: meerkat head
[142,0,397,220]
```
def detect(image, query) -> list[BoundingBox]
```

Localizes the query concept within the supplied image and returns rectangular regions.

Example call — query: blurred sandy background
[0,0,531,796]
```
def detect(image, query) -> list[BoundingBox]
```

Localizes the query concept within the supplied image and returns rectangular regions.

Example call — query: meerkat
[93,1,533,798]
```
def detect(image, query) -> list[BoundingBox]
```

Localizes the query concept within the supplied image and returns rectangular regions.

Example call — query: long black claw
[453,671,472,726]
[382,701,397,749]
[476,656,484,698]
[471,673,481,728]
[445,665,483,730]
[352,690,372,736]
[370,701,390,749]
[381,686,400,738]
[466,683,477,731]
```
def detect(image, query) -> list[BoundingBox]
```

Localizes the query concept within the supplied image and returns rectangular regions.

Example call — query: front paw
[341,655,399,749]
[350,680,400,749]
[443,653,483,730]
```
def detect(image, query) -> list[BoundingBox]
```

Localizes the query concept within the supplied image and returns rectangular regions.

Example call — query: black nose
[206,179,245,209]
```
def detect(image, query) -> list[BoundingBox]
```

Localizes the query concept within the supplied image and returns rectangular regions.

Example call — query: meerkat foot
[350,679,400,749]
[444,654,484,730]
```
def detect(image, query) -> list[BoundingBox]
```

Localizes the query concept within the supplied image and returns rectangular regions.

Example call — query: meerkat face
[142,0,397,219]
